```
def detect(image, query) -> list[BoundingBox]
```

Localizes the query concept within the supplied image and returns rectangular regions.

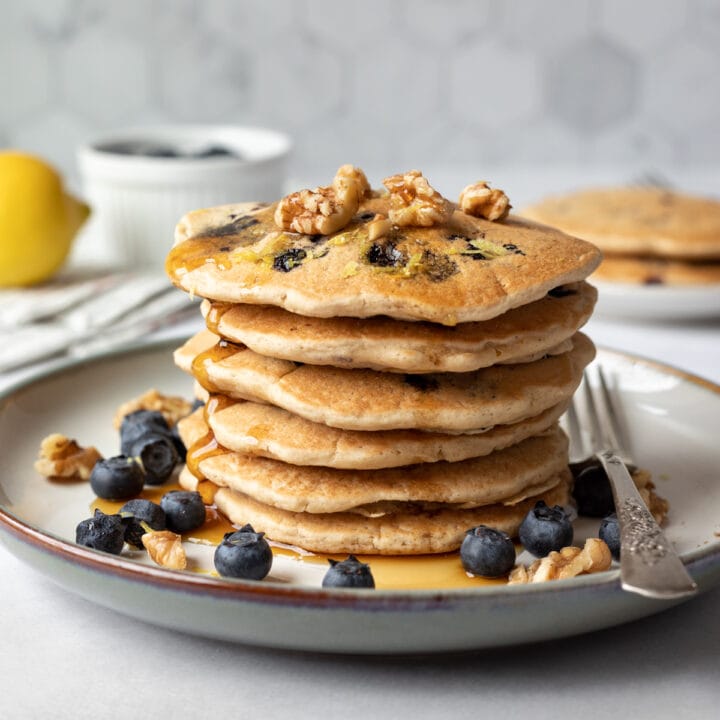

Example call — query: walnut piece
[383,170,451,227]
[633,468,670,525]
[113,388,192,430]
[508,538,612,584]
[274,164,371,236]
[34,433,102,481]
[367,213,393,242]
[459,181,511,221]
[142,530,187,570]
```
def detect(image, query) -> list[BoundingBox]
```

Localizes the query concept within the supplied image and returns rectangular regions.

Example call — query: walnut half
[34,433,102,481]
[383,170,452,227]
[274,164,371,236]
[459,181,511,221]
[508,538,612,584]
[142,530,187,570]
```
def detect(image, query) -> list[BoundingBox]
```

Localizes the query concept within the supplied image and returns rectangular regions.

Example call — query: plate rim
[591,279,720,320]
[1,337,719,610]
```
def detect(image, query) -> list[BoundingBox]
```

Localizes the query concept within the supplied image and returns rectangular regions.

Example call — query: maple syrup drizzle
[165,206,277,279]
[205,302,234,336]
[203,393,234,420]
[186,432,227,480]
[190,339,240,394]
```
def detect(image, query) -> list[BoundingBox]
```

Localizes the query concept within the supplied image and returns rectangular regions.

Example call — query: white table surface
[3,161,720,718]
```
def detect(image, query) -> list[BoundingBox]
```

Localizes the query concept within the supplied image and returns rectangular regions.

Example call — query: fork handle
[596,451,697,599]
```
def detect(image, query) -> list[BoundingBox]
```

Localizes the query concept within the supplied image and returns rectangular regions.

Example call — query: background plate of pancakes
[521,187,720,320]
[1,339,719,654]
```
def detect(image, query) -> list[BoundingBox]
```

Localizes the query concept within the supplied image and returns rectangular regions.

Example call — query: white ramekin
[77,125,291,270]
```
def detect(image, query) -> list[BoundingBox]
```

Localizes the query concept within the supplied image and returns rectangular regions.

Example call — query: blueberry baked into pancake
[166,166,605,556]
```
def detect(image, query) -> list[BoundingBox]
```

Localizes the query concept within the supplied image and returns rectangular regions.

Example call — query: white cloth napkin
[0,271,196,372]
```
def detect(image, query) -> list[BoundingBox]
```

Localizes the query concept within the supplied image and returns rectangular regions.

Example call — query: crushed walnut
[508,538,612,584]
[633,468,670,525]
[367,213,393,242]
[142,530,187,570]
[383,170,451,227]
[274,164,371,236]
[34,433,102,481]
[459,181,511,221]
[113,388,192,430]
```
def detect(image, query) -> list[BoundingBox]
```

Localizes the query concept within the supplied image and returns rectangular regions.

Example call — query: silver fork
[567,367,697,599]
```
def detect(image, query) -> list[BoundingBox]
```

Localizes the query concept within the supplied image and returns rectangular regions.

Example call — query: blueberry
[76,509,125,554]
[460,525,516,577]
[190,398,205,412]
[599,513,621,560]
[322,555,375,589]
[132,434,179,485]
[119,498,166,548]
[120,410,172,456]
[192,145,239,159]
[273,248,307,273]
[141,144,179,158]
[366,241,404,267]
[160,491,206,533]
[518,501,574,557]
[214,524,273,580]
[573,462,615,517]
[89,456,145,500]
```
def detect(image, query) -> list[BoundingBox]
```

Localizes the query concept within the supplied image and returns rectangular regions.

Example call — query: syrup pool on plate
[92,485,506,590]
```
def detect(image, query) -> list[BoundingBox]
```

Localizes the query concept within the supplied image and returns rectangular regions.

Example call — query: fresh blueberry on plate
[214,524,273,580]
[119,498,166,548]
[119,409,172,456]
[160,490,206,533]
[76,509,125,555]
[460,525,516,577]
[573,462,615,517]
[518,501,574,557]
[599,513,621,560]
[89,456,145,500]
[132,434,179,485]
[322,555,375,589]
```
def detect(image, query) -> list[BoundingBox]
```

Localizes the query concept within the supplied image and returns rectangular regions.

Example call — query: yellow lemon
[0,151,90,287]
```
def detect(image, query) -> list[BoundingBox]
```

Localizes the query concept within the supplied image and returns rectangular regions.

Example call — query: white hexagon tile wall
[1,0,718,187]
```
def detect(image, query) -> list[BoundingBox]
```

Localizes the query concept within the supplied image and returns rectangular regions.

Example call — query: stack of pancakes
[522,187,720,286]
[167,170,601,555]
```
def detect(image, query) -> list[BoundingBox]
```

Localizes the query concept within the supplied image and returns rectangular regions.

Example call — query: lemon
[0,151,90,287]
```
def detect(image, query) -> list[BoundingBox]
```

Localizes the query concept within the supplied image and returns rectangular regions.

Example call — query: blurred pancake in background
[522,186,720,319]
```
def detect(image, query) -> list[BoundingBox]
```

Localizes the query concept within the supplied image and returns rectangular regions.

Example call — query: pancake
[179,466,571,555]
[174,329,595,432]
[522,187,720,260]
[167,191,601,326]
[194,396,568,469]
[200,281,597,373]
[179,408,569,513]
[593,255,720,286]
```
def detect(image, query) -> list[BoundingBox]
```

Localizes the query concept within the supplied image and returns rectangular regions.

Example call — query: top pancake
[522,187,720,260]
[167,195,601,325]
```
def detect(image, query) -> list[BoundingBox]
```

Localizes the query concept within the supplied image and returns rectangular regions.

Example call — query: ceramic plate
[1,340,719,654]
[592,280,720,320]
